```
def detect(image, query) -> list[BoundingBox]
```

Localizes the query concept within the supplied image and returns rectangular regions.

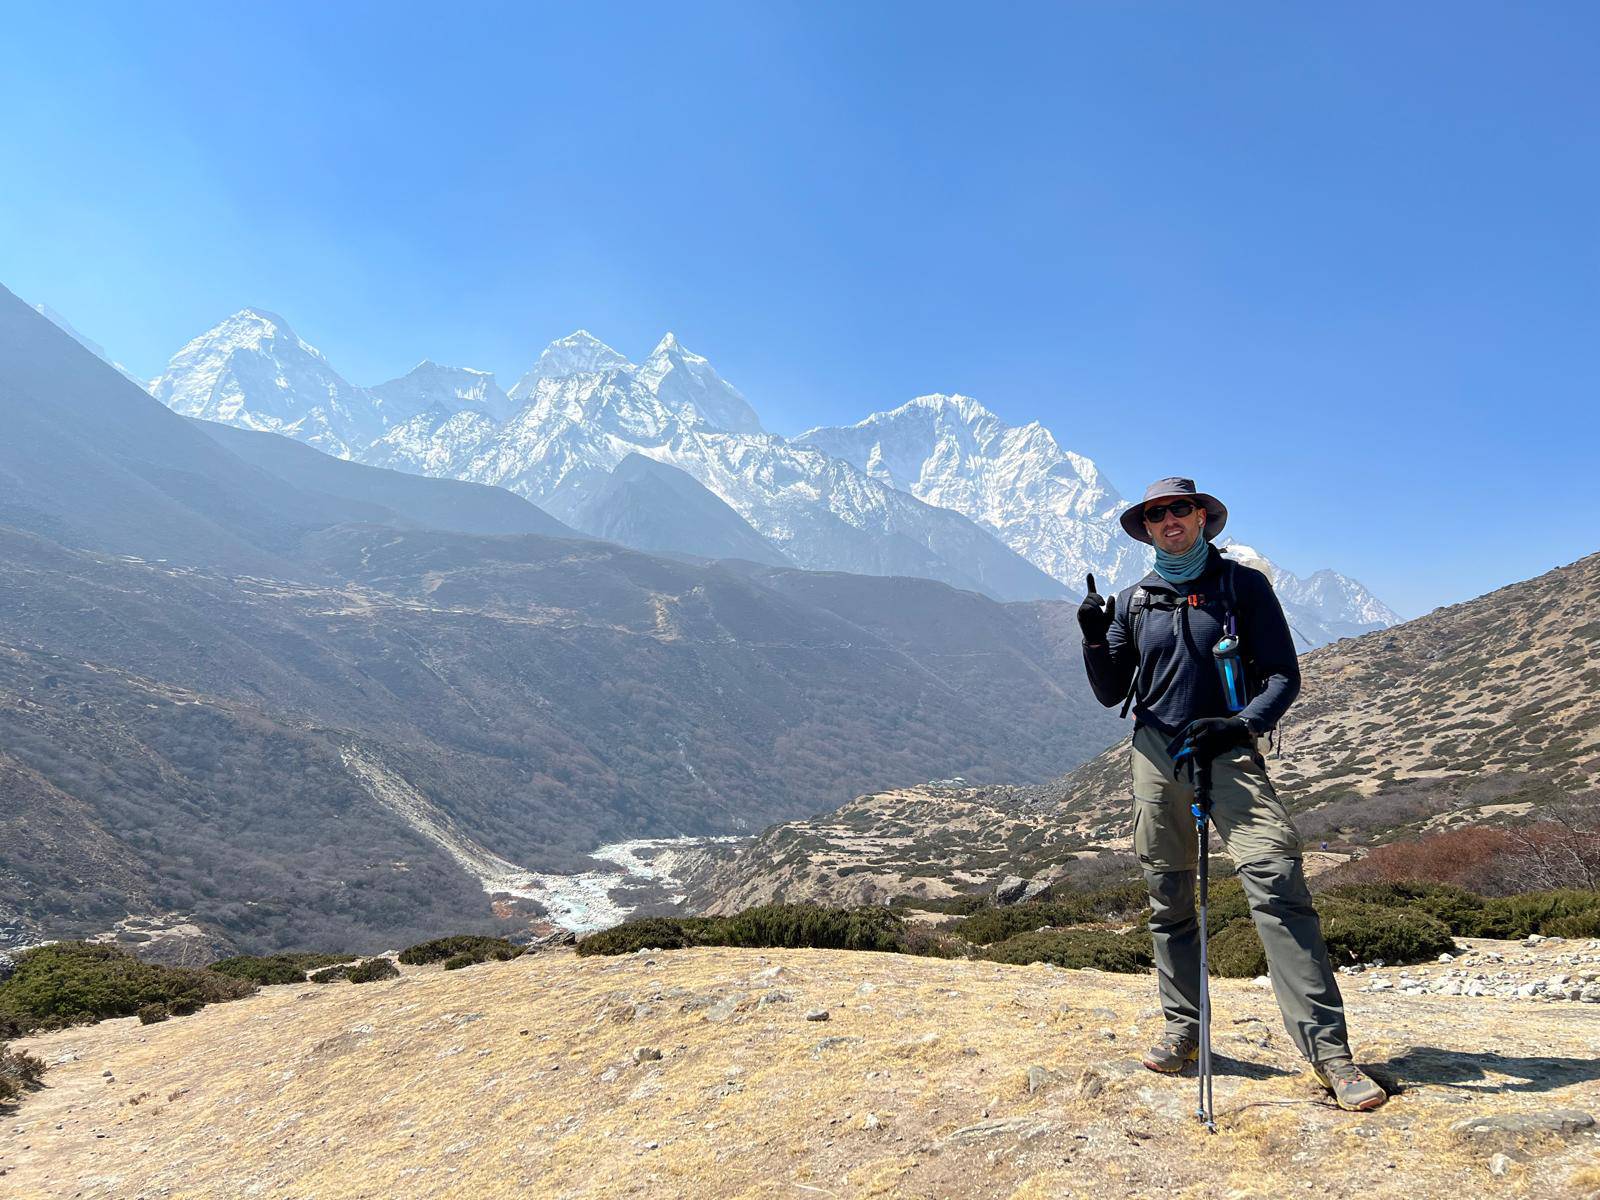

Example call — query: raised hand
[1077,573,1116,644]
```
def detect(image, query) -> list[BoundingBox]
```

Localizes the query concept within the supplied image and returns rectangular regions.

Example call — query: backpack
[1117,557,1254,719]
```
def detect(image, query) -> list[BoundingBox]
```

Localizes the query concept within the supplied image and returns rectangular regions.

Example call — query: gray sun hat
[1118,477,1228,545]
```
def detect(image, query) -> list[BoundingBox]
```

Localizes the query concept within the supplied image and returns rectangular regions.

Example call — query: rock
[855,982,878,997]
[756,989,793,1007]
[1451,1109,1595,1149]
[1253,975,1273,991]
[1438,952,1454,963]
[811,1036,861,1057]
[1026,1065,1063,1095]
[945,1116,1056,1144]
[1489,1153,1513,1177]
[805,1009,830,1022]
[861,1112,882,1131]
[633,1047,662,1064]
[994,876,1030,905]
[1369,979,1393,992]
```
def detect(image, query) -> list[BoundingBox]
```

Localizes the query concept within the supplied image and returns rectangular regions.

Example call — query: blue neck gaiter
[1153,531,1211,585]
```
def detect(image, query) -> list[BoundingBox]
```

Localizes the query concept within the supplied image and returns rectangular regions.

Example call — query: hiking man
[1078,477,1386,1112]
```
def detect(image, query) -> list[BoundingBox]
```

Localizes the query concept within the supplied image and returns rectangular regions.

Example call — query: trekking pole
[1192,757,1217,1134]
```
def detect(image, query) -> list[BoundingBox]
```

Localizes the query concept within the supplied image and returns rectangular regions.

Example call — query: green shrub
[1475,890,1600,939]
[0,943,254,1036]
[1320,882,1485,934]
[137,1003,170,1025]
[442,954,475,970]
[714,904,906,952]
[308,964,352,984]
[889,893,991,915]
[576,917,699,956]
[347,958,399,984]
[1207,900,1456,978]
[980,927,1154,973]
[207,953,353,986]
[1207,921,1268,978]
[953,885,1151,946]
[397,936,524,967]
[0,1041,46,1103]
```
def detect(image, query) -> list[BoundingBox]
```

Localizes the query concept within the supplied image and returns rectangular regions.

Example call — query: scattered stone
[1026,1065,1064,1095]
[946,1117,1056,1144]
[1451,1109,1595,1149]
[805,1009,830,1022]
[1488,1153,1513,1177]
[812,1036,862,1057]
[855,981,878,997]
[1253,975,1273,991]
[994,876,1030,905]
[861,1113,882,1131]
[632,1047,662,1064]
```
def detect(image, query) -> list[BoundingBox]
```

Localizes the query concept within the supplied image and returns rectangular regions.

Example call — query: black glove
[1167,716,1252,767]
[1078,573,1116,644]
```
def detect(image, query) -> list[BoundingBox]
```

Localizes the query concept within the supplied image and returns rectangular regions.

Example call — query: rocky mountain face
[681,550,1599,911]
[143,312,1394,634]
[0,287,1121,953]
[1220,540,1400,650]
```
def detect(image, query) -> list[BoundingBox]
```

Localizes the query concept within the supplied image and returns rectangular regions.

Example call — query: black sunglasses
[1143,499,1197,523]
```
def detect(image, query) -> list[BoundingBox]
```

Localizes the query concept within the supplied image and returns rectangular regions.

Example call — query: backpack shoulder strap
[1118,586,1149,718]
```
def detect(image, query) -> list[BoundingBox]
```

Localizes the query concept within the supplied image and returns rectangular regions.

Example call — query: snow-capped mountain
[144,310,1397,635]
[148,309,383,459]
[370,361,514,424]
[800,394,1147,592]
[1219,542,1399,650]
[151,318,1065,601]
[801,395,1400,644]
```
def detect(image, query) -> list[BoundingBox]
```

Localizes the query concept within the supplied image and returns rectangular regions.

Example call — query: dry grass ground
[5,945,1599,1199]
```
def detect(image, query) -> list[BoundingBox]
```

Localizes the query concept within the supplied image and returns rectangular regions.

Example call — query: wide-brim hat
[1118,476,1228,545]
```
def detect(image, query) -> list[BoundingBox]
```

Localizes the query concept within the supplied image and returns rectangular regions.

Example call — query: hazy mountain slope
[191,418,576,539]
[566,453,789,565]
[0,521,1122,953]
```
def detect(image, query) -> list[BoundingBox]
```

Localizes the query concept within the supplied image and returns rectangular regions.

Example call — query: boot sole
[1142,1052,1199,1074]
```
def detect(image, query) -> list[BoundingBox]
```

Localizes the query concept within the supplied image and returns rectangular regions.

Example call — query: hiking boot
[1141,1031,1199,1073]
[1313,1057,1387,1111]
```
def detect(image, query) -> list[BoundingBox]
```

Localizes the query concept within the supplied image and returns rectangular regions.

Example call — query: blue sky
[2,3,1595,618]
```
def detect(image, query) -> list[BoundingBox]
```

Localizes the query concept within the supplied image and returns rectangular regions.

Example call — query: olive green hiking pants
[1131,724,1350,1064]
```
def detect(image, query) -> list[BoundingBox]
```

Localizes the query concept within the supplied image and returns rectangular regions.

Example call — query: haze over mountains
[142,307,1397,643]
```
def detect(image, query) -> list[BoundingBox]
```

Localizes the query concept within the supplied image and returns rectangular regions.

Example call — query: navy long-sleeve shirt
[1082,546,1300,739]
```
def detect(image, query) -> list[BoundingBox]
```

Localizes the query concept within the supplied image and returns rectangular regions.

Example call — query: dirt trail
[5,944,1600,1199]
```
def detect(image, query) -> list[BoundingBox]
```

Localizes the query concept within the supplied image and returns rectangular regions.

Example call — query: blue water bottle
[1212,616,1248,713]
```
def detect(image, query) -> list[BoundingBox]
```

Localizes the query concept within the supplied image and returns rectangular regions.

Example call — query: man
[1078,477,1386,1112]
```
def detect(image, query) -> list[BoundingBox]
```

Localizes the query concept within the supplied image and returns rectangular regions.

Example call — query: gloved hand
[1167,716,1252,767]
[1078,573,1116,644]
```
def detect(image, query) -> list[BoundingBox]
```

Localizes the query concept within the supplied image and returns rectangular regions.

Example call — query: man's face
[1144,496,1207,555]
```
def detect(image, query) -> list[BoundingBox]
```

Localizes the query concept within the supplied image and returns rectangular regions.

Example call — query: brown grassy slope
[6,947,1600,1199]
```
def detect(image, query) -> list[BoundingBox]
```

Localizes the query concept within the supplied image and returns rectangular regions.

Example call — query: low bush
[347,958,399,984]
[308,964,352,984]
[442,954,475,970]
[1206,900,1456,978]
[576,917,698,956]
[714,904,906,952]
[207,954,354,986]
[952,884,1151,946]
[137,1003,169,1025]
[1319,881,1483,931]
[888,894,991,916]
[1475,890,1600,940]
[0,943,254,1036]
[980,927,1153,973]
[398,936,524,967]
[0,1041,46,1103]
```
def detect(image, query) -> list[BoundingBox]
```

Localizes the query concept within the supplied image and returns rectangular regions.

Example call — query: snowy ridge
[144,309,1395,630]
